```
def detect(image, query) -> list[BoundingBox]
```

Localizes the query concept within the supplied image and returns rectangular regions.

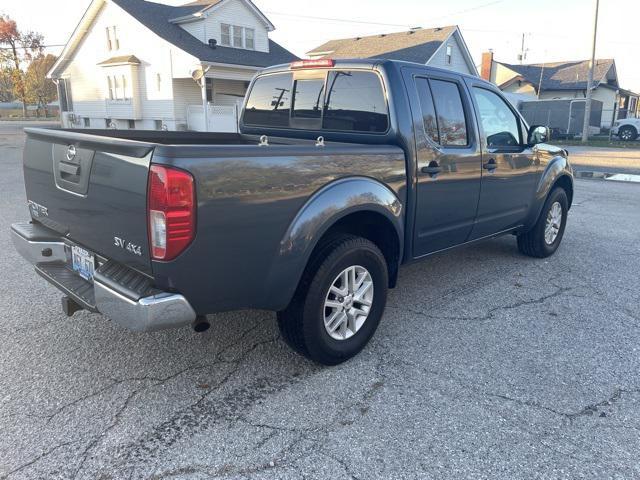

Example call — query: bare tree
[0,15,43,117]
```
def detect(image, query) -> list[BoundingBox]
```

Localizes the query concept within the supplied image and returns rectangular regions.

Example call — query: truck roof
[259,58,492,87]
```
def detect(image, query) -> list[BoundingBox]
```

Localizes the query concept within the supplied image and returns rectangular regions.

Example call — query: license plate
[72,245,95,281]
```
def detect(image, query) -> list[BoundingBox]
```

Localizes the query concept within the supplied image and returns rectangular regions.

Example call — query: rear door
[23,129,154,273]
[402,67,482,257]
[463,78,540,239]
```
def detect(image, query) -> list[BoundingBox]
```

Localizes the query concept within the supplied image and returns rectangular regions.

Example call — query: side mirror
[528,125,549,146]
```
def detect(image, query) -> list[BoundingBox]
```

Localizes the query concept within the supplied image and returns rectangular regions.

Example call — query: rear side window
[415,77,439,143]
[429,79,468,146]
[243,73,293,127]
[323,71,388,132]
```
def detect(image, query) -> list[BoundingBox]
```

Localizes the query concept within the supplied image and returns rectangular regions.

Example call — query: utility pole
[581,0,600,142]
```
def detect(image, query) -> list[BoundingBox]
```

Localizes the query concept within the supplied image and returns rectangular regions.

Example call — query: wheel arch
[524,155,574,230]
[263,177,404,311]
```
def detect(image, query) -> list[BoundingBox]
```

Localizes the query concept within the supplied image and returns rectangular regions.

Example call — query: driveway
[1,126,640,479]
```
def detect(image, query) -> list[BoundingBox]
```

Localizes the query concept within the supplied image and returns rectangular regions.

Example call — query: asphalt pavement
[1,125,640,479]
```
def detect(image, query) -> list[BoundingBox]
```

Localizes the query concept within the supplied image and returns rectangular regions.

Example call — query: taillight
[148,165,195,261]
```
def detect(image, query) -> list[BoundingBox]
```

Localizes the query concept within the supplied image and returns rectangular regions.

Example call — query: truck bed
[20,127,406,314]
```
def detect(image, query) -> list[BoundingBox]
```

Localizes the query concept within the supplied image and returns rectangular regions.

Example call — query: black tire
[277,235,389,366]
[619,125,638,142]
[517,187,569,258]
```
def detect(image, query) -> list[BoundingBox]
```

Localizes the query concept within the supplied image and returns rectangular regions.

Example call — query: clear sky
[2,0,640,91]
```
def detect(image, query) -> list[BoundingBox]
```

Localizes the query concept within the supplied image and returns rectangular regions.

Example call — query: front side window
[243,73,293,127]
[429,79,468,146]
[292,79,325,119]
[323,71,388,133]
[221,24,231,46]
[472,87,521,148]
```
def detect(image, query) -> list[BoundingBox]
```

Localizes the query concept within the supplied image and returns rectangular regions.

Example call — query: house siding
[172,78,202,125]
[427,33,474,75]
[182,0,269,53]
[60,1,187,127]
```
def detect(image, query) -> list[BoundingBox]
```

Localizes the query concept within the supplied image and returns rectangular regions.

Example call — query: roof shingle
[498,59,616,91]
[307,26,456,63]
[111,0,298,68]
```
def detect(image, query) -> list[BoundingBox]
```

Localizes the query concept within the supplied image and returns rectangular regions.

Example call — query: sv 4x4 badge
[114,236,142,256]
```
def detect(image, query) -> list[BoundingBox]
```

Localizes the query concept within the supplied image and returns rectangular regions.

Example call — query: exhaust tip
[193,316,211,333]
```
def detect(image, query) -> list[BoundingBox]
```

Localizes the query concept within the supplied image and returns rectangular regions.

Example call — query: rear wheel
[619,125,638,141]
[277,235,388,365]
[517,187,568,258]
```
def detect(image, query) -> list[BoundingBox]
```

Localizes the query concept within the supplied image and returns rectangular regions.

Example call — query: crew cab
[12,59,573,365]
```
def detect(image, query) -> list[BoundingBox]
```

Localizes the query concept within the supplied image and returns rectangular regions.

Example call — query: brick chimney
[481,51,494,81]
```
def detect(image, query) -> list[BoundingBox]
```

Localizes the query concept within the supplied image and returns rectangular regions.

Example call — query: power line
[0,44,65,50]
[264,0,503,29]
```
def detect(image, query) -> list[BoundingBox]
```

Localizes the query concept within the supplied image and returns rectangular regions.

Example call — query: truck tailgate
[23,128,154,274]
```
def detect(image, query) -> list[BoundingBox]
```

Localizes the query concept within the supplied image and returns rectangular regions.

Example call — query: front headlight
[613,121,620,127]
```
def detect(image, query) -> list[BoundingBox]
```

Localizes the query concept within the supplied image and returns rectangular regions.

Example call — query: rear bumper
[11,222,197,332]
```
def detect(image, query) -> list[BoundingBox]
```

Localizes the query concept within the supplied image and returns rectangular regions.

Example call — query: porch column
[200,75,209,132]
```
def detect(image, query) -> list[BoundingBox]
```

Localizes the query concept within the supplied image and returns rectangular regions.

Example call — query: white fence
[187,104,239,133]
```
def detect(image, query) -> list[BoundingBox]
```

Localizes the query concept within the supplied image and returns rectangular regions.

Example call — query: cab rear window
[243,70,389,133]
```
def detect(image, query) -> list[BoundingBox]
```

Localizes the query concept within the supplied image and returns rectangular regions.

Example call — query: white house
[306,26,478,77]
[48,0,297,132]
[480,52,640,129]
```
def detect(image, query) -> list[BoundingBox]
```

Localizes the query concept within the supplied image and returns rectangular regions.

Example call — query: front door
[464,78,540,239]
[402,68,483,257]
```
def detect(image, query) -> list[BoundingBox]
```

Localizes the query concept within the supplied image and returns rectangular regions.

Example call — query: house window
[232,26,243,48]
[220,23,254,49]
[154,120,163,130]
[106,118,113,128]
[446,45,453,65]
[245,28,255,50]
[156,73,162,92]
[128,119,135,129]
[221,24,231,46]
[107,75,129,101]
[106,26,119,51]
[58,78,73,111]
[83,118,90,128]
[107,76,115,100]
[206,78,214,102]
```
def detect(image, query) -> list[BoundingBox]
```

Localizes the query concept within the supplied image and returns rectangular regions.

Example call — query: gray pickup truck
[12,59,573,365]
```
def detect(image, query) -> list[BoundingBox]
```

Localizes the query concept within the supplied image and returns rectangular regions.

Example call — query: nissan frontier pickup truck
[12,59,573,365]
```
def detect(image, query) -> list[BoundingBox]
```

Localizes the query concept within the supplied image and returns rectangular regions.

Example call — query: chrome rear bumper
[11,222,196,332]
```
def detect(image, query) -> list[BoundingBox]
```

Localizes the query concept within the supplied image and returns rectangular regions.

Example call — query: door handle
[421,165,442,176]
[483,159,497,171]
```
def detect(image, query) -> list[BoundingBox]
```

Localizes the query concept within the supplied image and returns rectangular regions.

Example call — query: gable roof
[49,0,297,78]
[307,26,457,63]
[497,59,617,92]
[112,0,295,66]
[173,0,274,31]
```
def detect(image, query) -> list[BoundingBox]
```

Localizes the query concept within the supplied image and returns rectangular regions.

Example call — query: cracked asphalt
[1,123,640,479]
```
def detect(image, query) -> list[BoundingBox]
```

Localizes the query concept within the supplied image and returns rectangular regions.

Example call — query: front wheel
[517,187,569,258]
[277,235,389,365]
[619,126,638,142]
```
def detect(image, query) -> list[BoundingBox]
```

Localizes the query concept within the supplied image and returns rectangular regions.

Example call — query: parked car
[12,59,573,365]
[612,118,640,141]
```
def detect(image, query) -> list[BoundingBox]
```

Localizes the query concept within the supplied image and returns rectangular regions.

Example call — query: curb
[577,171,640,183]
